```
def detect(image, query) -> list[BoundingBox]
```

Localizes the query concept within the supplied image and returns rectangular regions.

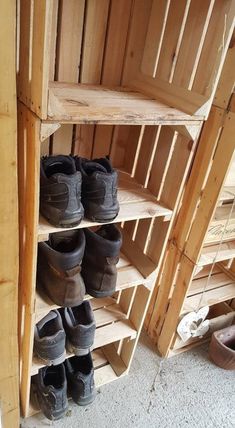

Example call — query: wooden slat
[38,171,172,239]
[214,31,235,108]
[141,0,171,77]
[199,242,235,266]
[52,0,85,155]
[205,205,235,244]
[184,283,235,312]
[47,82,201,125]
[155,0,188,82]
[31,319,136,375]
[187,272,233,296]
[0,1,19,425]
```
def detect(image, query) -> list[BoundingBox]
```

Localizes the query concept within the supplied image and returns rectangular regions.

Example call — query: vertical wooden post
[0,1,19,426]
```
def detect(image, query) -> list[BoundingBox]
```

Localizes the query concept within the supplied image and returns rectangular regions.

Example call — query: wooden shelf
[47,82,202,126]
[35,253,145,322]
[183,265,235,312]
[38,171,172,241]
[219,186,235,202]
[205,204,235,245]
[31,302,137,375]
[199,241,235,266]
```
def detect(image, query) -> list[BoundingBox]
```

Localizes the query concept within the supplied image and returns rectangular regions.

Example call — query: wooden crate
[147,36,235,357]
[17,0,235,418]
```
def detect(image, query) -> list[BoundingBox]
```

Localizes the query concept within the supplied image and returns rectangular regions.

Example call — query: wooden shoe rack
[17,0,235,418]
[147,33,235,357]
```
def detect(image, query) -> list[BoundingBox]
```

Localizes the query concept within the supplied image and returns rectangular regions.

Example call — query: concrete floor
[21,332,235,428]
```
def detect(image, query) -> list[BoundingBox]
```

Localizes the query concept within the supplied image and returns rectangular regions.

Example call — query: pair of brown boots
[37,224,122,306]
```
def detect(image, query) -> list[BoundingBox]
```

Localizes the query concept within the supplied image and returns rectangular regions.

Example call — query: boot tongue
[85,161,107,175]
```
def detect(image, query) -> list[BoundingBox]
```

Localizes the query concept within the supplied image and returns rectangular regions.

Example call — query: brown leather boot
[37,230,86,307]
[82,225,122,298]
[209,325,235,370]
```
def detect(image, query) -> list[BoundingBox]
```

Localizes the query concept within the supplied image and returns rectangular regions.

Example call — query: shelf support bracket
[40,122,61,142]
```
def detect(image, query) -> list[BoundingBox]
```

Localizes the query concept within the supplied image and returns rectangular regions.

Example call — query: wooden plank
[141,0,171,77]
[187,272,233,296]
[31,319,137,375]
[18,104,41,418]
[52,0,85,155]
[172,0,214,89]
[199,242,235,266]
[184,283,235,312]
[214,31,235,108]
[173,106,225,252]
[193,0,235,97]
[185,112,235,262]
[47,82,202,125]
[0,1,19,425]
[30,0,53,118]
[38,172,172,239]
[205,205,235,244]
[155,0,188,82]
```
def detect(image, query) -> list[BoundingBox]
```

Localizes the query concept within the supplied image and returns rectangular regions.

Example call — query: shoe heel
[66,339,90,356]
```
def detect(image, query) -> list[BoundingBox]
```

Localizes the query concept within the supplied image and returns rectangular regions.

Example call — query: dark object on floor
[34,310,66,365]
[65,353,96,406]
[209,325,235,370]
[37,230,86,307]
[61,301,96,355]
[40,155,84,227]
[32,364,68,420]
[82,224,122,297]
[75,156,119,222]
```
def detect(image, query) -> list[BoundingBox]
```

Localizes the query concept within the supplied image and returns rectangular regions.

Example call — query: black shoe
[37,230,86,307]
[34,310,66,365]
[40,155,84,227]
[75,156,119,222]
[65,354,96,406]
[32,364,68,420]
[82,225,122,298]
[61,301,96,355]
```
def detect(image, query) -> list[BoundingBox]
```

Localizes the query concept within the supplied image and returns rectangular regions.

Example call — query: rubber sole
[72,391,96,406]
[41,210,84,228]
[34,351,66,366]
[86,210,119,223]
[66,339,93,356]
[85,287,116,298]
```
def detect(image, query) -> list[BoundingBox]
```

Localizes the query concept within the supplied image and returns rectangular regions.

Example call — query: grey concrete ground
[21,332,235,428]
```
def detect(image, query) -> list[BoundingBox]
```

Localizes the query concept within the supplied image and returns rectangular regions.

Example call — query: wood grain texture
[0,2,19,426]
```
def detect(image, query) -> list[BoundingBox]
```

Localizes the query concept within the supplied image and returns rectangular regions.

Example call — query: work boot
[40,155,84,227]
[34,310,66,365]
[32,364,68,420]
[209,325,235,369]
[37,230,86,307]
[82,225,122,297]
[65,354,96,406]
[61,301,96,355]
[75,156,119,222]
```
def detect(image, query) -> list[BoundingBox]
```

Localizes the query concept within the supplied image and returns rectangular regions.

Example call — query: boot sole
[41,210,84,228]
[72,391,96,406]
[86,211,119,223]
[34,351,66,366]
[66,339,93,356]
[85,287,116,298]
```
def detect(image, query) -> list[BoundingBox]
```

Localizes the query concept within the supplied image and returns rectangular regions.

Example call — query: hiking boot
[32,364,68,420]
[40,155,84,227]
[209,325,235,370]
[37,230,86,307]
[82,225,122,297]
[65,354,96,406]
[75,156,119,222]
[34,310,66,365]
[61,301,96,356]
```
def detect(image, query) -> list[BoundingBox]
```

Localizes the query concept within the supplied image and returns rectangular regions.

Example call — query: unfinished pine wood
[0,1,19,426]
[31,318,137,375]
[35,253,145,322]
[199,242,235,266]
[47,82,202,125]
[205,204,235,244]
[38,171,172,240]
